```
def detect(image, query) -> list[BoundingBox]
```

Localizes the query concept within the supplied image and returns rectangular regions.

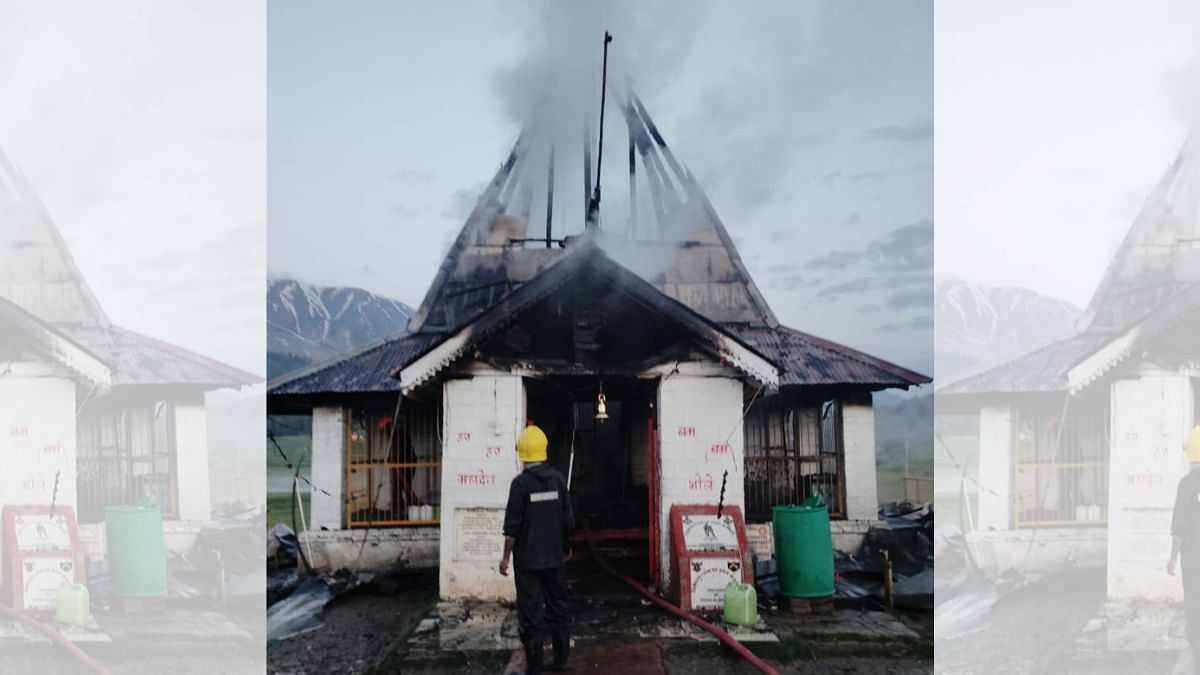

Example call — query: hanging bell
[595,392,609,421]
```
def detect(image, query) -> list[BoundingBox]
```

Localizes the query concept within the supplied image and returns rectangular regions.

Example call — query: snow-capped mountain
[267,278,414,378]
[934,279,1080,380]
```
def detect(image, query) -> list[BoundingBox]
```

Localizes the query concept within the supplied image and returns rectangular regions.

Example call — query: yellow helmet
[517,423,548,463]
[1187,426,1200,463]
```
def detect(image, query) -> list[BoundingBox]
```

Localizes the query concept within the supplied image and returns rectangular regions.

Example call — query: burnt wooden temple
[269,93,928,599]
[0,149,257,572]
[939,132,1200,602]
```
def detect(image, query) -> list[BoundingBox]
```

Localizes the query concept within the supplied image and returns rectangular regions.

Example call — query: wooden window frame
[744,397,847,522]
[1011,399,1108,529]
[344,402,442,528]
[76,400,178,524]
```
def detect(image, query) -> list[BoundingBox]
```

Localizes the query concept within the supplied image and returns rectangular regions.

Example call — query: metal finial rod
[587,31,613,229]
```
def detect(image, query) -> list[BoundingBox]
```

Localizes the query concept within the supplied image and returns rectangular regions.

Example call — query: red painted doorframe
[647,408,661,586]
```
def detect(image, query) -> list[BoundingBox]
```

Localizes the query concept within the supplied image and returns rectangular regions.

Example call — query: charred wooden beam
[545,146,555,248]
[628,119,637,239]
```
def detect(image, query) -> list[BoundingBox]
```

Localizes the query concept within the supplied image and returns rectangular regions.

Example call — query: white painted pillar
[173,395,211,521]
[656,368,745,593]
[438,374,525,600]
[842,397,879,521]
[0,368,78,578]
[310,406,346,530]
[1107,374,1192,601]
[977,406,1013,531]
[0,369,78,511]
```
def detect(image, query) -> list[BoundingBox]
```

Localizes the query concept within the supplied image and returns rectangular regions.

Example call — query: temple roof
[1077,132,1200,333]
[0,149,257,390]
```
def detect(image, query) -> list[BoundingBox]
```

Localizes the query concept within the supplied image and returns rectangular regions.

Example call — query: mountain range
[262,277,1078,507]
[933,279,1080,381]
[267,278,414,379]
[874,279,1082,503]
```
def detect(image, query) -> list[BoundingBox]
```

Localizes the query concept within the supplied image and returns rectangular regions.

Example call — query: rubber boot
[520,639,544,675]
[543,628,570,671]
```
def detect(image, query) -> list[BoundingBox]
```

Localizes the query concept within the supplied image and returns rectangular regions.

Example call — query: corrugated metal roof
[58,324,259,389]
[1067,282,1200,392]
[728,325,929,388]
[269,332,437,396]
[0,298,111,389]
[937,333,1109,395]
[270,263,932,398]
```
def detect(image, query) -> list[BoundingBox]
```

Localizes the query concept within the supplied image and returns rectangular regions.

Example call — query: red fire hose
[0,601,112,675]
[584,539,780,675]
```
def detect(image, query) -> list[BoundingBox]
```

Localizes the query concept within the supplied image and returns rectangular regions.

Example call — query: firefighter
[1169,425,1200,673]
[500,422,574,674]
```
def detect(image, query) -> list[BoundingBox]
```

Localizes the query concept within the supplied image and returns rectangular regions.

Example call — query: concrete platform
[402,597,933,666]
[1074,601,1188,656]
[0,618,112,643]
[772,609,922,641]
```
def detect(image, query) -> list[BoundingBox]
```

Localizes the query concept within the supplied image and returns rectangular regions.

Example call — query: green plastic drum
[772,502,835,598]
[105,505,168,598]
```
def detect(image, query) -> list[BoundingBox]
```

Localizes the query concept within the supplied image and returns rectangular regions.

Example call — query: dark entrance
[525,376,656,583]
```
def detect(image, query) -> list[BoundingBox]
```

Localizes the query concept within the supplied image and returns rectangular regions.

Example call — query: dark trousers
[1185,555,1200,658]
[514,565,569,645]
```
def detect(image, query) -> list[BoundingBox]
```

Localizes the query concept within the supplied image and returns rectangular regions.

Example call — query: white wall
[656,365,745,592]
[843,398,879,521]
[300,527,439,571]
[310,406,346,531]
[977,406,1013,531]
[0,365,78,576]
[0,367,78,509]
[438,374,524,600]
[967,527,1107,571]
[174,395,211,522]
[1107,374,1193,602]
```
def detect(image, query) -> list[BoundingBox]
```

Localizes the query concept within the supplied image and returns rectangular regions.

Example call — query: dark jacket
[1174,466,1200,566]
[503,463,574,571]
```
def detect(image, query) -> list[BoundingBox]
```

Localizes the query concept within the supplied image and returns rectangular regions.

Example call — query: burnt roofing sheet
[728,325,929,389]
[268,332,437,395]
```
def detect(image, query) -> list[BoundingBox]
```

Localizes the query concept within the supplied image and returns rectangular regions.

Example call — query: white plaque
[680,514,739,551]
[23,557,75,610]
[13,514,72,551]
[454,507,506,562]
[689,556,743,609]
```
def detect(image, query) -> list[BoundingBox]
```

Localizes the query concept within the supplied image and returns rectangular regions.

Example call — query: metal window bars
[345,401,443,528]
[76,401,177,524]
[744,397,846,522]
[1013,391,1109,528]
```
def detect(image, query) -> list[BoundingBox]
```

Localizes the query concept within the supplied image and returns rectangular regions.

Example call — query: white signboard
[680,514,739,551]
[22,557,75,610]
[689,556,744,609]
[745,523,774,559]
[454,507,506,562]
[13,513,72,551]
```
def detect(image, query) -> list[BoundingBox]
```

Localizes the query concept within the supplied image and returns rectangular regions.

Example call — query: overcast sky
[269,1,934,376]
[2,2,1192,390]
[937,0,1200,309]
[0,0,265,378]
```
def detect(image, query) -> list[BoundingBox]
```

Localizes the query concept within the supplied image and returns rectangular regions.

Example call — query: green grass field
[267,490,311,532]
[267,433,314,532]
